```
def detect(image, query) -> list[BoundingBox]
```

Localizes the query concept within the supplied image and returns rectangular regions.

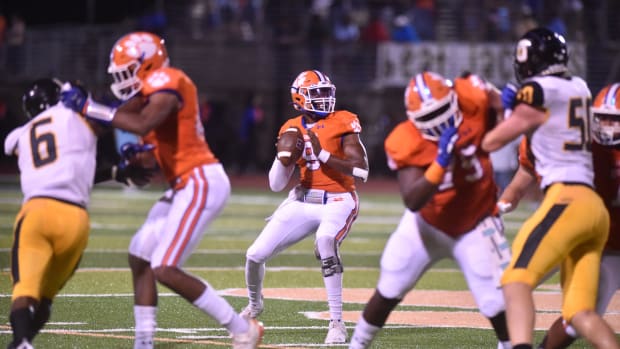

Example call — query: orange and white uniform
[376,74,509,319]
[128,67,230,268]
[245,110,362,322]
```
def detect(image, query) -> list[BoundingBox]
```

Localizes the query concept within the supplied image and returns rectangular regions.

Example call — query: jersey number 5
[564,97,592,152]
[30,118,58,168]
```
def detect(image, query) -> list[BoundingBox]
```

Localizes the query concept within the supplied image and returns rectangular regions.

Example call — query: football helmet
[514,27,568,82]
[108,31,169,100]
[22,78,62,119]
[290,70,336,118]
[404,71,462,141]
[592,83,620,146]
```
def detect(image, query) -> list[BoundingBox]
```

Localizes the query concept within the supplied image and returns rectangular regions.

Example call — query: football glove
[435,126,459,168]
[120,142,155,161]
[501,83,518,111]
[113,161,155,188]
[61,82,116,124]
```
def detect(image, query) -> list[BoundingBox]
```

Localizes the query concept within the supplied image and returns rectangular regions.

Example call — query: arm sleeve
[268,157,294,192]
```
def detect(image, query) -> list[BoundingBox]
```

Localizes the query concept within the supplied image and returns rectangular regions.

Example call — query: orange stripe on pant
[162,168,209,266]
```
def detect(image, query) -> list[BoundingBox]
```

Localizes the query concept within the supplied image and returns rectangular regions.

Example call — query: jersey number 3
[30,118,58,168]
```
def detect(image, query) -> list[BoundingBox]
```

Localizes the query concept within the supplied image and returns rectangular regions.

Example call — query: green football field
[0,178,607,348]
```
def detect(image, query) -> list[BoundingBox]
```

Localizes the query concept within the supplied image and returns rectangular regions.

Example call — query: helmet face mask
[404,72,462,141]
[22,78,62,119]
[291,70,336,119]
[108,32,169,101]
[514,27,568,82]
[592,83,620,146]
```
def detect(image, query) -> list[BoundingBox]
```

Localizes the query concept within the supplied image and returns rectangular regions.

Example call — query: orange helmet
[290,70,336,118]
[404,71,462,141]
[592,83,620,146]
[108,31,170,100]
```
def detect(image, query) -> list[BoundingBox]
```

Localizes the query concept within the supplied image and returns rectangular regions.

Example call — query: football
[276,127,304,166]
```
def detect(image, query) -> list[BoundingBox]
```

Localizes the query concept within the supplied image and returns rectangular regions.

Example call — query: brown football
[276,127,304,166]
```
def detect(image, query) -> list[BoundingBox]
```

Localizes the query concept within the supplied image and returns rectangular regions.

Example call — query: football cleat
[240,296,264,319]
[8,339,34,349]
[232,318,264,349]
[324,319,347,344]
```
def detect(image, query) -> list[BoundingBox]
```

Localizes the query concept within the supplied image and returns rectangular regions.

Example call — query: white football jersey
[524,75,594,189]
[4,103,97,207]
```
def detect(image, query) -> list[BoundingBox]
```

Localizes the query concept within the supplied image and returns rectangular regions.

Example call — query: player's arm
[111,93,179,136]
[61,84,179,136]
[497,165,536,213]
[308,130,369,182]
[397,165,438,211]
[482,81,546,152]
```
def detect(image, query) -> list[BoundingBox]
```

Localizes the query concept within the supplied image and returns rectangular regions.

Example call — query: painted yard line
[0,266,465,274]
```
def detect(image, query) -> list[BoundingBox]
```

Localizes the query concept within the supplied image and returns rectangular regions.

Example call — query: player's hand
[113,161,156,188]
[120,142,155,162]
[435,126,459,168]
[501,83,518,111]
[307,129,322,155]
[60,82,89,114]
[496,200,514,214]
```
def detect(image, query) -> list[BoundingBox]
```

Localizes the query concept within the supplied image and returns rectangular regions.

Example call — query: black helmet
[514,27,568,82]
[22,78,63,119]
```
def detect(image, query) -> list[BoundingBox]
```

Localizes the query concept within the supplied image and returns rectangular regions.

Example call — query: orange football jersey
[140,67,218,188]
[592,142,620,251]
[385,75,497,237]
[279,110,361,193]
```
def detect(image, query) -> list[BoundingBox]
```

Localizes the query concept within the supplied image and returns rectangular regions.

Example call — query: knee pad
[320,255,343,277]
[314,235,337,260]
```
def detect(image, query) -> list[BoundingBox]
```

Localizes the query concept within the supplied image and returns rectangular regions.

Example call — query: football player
[482,27,619,349]
[4,78,151,349]
[60,32,263,349]
[348,71,512,349]
[240,69,369,344]
[523,83,620,349]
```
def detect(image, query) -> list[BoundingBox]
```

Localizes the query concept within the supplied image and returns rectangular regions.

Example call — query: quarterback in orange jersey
[349,71,513,349]
[60,32,263,349]
[240,70,369,344]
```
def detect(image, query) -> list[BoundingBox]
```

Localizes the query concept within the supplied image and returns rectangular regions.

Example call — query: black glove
[112,162,155,187]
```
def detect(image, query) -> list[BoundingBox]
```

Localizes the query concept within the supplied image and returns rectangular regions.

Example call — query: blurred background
[0,0,618,179]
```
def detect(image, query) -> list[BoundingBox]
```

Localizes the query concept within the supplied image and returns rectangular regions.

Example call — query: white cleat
[12,339,34,349]
[240,296,264,319]
[325,319,348,344]
[232,318,265,349]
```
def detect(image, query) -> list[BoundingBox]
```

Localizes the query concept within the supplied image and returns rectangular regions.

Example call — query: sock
[498,340,512,349]
[193,282,249,334]
[513,344,532,349]
[133,305,157,349]
[323,272,343,320]
[349,316,381,349]
[10,307,34,346]
[245,259,265,305]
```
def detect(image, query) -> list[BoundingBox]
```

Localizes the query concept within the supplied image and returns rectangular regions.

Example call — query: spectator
[390,14,420,43]
[6,14,25,77]
[412,0,435,40]
[237,93,265,174]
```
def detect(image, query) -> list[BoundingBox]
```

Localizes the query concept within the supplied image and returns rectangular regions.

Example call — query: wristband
[352,167,369,182]
[277,151,292,159]
[85,99,117,123]
[423,161,446,185]
[318,149,331,163]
